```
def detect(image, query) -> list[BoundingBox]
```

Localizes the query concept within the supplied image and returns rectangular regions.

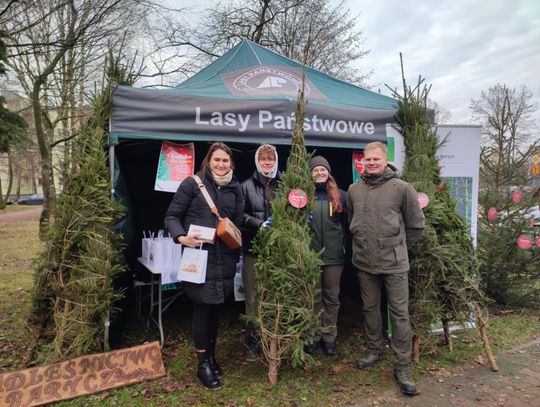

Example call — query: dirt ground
[0,206,41,224]
[356,338,540,407]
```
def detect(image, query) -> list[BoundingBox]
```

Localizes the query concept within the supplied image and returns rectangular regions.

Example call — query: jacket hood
[361,164,398,186]
[255,144,279,179]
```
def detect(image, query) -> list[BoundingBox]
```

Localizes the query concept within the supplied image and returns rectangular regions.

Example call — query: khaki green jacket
[346,167,425,274]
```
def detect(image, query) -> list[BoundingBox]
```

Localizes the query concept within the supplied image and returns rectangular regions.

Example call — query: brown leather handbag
[193,175,242,250]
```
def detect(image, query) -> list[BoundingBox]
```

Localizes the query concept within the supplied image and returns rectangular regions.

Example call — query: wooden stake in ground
[474,303,498,371]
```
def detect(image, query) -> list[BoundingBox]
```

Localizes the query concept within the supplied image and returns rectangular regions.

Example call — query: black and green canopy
[110,40,398,148]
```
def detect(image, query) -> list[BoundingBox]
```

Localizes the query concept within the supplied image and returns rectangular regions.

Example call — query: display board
[386,124,482,244]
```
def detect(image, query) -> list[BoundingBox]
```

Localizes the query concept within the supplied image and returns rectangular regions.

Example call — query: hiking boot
[304,341,320,355]
[197,356,222,390]
[244,332,260,361]
[394,369,418,395]
[322,341,337,356]
[356,353,383,369]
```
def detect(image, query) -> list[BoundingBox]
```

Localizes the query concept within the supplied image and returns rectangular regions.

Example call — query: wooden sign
[0,342,165,407]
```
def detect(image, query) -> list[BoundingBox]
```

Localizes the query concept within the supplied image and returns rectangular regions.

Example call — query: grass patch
[0,205,42,369]
[51,304,539,407]
[1,209,539,406]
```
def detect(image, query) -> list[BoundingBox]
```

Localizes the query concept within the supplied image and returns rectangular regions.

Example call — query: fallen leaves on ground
[474,354,485,365]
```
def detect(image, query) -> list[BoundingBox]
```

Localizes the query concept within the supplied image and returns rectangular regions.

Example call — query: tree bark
[268,338,278,386]
[412,334,420,363]
[442,319,453,352]
[15,162,21,201]
[0,159,4,209]
[474,303,498,371]
[0,152,14,209]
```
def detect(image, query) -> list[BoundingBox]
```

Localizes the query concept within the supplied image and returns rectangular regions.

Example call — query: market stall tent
[108,41,399,339]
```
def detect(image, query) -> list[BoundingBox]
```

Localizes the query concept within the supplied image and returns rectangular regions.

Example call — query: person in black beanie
[304,155,348,356]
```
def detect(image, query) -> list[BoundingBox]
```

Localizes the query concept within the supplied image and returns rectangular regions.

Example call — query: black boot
[196,351,221,390]
[244,330,260,361]
[208,340,223,378]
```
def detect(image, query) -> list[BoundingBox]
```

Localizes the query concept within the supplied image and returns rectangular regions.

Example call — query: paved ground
[356,338,540,407]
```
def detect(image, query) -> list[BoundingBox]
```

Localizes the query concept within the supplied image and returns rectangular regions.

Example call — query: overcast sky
[181,0,540,125]
[350,0,540,124]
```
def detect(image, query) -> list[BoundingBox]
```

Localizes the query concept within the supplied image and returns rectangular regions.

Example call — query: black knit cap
[309,155,331,173]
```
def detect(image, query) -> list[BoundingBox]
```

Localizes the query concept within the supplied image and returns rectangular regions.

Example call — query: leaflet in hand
[188,224,216,244]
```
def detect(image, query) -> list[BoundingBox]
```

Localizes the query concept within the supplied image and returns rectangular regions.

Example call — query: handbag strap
[193,175,221,218]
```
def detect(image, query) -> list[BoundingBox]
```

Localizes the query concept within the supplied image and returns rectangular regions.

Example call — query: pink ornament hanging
[288,189,308,208]
[417,192,430,209]
[487,207,498,221]
[512,190,523,203]
[517,234,533,250]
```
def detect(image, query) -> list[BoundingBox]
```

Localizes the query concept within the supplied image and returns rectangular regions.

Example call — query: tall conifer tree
[26,55,138,363]
[251,82,322,386]
[390,56,496,369]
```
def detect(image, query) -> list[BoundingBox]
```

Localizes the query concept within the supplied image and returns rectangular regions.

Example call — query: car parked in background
[526,206,540,227]
[18,194,45,205]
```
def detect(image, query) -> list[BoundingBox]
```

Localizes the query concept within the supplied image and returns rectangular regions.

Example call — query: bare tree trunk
[252,0,271,43]
[268,338,278,386]
[442,319,453,352]
[412,334,420,363]
[33,83,57,237]
[0,152,14,209]
[5,151,13,201]
[0,159,4,209]
[15,162,21,201]
[30,154,37,194]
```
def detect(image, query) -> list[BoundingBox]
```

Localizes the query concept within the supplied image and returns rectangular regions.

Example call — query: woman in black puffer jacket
[164,142,244,391]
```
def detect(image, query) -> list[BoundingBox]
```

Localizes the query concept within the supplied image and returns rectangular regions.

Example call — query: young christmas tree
[390,55,496,369]
[25,55,138,364]
[251,83,322,386]
[474,85,540,306]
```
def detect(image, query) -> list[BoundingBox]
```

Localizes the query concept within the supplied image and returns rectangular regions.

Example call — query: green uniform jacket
[346,166,425,274]
[310,184,347,266]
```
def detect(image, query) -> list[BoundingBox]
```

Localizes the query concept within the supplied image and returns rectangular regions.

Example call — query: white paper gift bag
[177,246,208,284]
[141,232,152,263]
[161,238,182,285]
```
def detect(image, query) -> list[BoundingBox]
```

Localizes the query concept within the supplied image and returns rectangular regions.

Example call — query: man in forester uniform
[347,141,425,396]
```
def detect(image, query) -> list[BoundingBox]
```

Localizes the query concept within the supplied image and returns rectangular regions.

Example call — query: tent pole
[104,139,115,351]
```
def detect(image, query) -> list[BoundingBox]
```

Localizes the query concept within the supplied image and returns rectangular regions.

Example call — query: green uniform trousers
[313,264,343,342]
[357,270,412,370]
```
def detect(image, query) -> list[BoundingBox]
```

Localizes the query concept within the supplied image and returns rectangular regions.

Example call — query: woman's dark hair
[326,174,343,213]
[199,142,234,177]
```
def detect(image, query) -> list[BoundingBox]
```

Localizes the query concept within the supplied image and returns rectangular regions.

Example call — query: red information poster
[352,150,365,183]
[155,142,195,192]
